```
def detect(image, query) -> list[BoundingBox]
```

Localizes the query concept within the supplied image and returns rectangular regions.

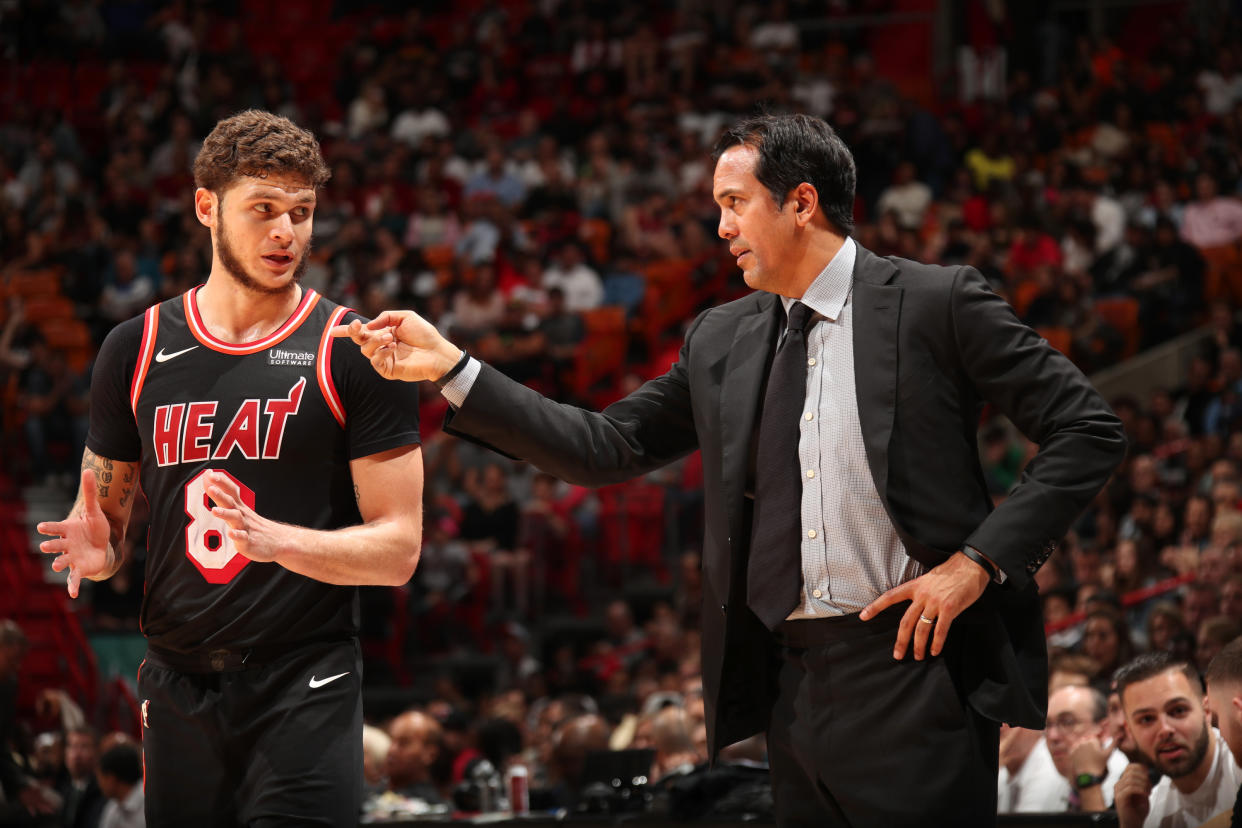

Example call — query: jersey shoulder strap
[315,298,354,428]
[130,302,164,417]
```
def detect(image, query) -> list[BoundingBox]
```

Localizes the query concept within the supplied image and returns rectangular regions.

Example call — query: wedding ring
[918,615,935,625]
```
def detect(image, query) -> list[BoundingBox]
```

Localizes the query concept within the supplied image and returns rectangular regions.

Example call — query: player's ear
[194,188,217,228]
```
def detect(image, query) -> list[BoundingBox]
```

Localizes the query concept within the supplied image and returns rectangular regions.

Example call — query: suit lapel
[849,247,942,569]
[719,293,779,561]
[851,247,901,506]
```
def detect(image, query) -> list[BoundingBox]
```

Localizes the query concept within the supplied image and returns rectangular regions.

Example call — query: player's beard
[1145,721,1210,779]
[216,213,309,297]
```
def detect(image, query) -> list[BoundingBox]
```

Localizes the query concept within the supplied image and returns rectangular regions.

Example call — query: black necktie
[748,301,814,630]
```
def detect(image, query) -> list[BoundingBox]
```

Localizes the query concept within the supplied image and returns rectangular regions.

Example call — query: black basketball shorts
[138,639,362,828]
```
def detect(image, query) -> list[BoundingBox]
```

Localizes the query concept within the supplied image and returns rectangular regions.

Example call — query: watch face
[1075,772,1104,788]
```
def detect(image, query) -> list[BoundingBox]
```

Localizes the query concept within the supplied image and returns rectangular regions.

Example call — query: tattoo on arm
[354,483,361,505]
[118,465,137,508]
[77,448,136,581]
[81,448,115,499]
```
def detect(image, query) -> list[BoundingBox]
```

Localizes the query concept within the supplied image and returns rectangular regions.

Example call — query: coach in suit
[337,114,1126,826]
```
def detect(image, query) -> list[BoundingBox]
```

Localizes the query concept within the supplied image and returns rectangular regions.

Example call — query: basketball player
[36,110,423,827]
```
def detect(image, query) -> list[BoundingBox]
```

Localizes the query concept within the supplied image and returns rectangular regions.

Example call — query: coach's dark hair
[713,113,856,235]
[1114,651,1204,703]
[1206,637,1242,687]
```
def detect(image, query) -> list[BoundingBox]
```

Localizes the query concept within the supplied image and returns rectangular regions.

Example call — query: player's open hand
[859,550,990,660]
[331,310,463,384]
[205,472,284,564]
[36,469,112,599]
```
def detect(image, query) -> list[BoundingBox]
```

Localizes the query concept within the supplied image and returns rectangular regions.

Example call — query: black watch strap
[434,349,470,389]
[961,545,999,582]
[1074,771,1107,790]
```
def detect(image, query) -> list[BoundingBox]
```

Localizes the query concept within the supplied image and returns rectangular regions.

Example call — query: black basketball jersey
[86,286,421,654]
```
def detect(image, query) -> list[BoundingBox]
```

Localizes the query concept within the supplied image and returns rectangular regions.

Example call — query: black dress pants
[766,606,999,828]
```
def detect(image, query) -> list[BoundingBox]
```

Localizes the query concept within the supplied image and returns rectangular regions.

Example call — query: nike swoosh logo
[155,346,199,363]
[308,671,350,689]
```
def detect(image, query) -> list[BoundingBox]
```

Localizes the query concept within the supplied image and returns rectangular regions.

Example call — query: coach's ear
[194,188,217,229]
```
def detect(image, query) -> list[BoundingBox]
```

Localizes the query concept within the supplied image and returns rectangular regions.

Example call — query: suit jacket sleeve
[443,312,706,486]
[952,266,1126,589]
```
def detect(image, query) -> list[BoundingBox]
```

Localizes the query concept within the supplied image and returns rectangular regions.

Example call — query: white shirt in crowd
[100,784,145,828]
[1143,727,1242,828]
[998,737,1069,813]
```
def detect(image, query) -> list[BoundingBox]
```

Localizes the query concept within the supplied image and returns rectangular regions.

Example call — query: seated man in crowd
[96,743,143,828]
[998,724,1066,813]
[1203,637,1242,827]
[1044,684,1129,811]
[60,726,105,828]
[1114,652,1242,827]
[384,710,446,805]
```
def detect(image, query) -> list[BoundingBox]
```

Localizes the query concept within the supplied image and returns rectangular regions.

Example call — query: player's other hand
[204,472,283,564]
[36,469,112,599]
[330,310,463,384]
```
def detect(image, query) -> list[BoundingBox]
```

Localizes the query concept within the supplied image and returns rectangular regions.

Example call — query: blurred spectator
[461,462,522,619]
[1044,684,1127,811]
[1125,217,1205,346]
[1082,607,1137,690]
[1,620,61,821]
[875,162,932,231]
[1145,602,1188,655]
[998,724,1064,813]
[409,514,477,654]
[17,333,89,487]
[30,731,65,790]
[1197,616,1242,674]
[466,147,526,209]
[96,743,143,828]
[541,243,603,312]
[515,472,572,614]
[649,706,701,782]
[362,723,391,796]
[404,186,461,252]
[543,713,611,809]
[60,726,105,828]
[385,710,446,805]
[451,262,506,343]
[1180,173,1242,250]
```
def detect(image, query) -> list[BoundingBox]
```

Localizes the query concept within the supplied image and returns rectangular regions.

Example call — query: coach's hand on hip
[859,551,990,661]
[331,310,462,384]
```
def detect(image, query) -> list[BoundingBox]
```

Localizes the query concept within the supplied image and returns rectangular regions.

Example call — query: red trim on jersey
[137,657,146,791]
[317,306,350,428]
[130,306,160,417]
[183,287,321,355]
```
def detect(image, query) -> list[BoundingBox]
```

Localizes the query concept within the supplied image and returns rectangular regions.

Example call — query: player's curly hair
[193,109,330,194]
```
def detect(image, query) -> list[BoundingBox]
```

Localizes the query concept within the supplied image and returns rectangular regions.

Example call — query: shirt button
[812,589,822,599]
[806,469,814,478]
[807,357,816,366]
[804,411,813,421]
[808,529,817,539]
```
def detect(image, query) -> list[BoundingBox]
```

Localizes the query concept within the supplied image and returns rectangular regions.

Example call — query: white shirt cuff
[440,357,481,408]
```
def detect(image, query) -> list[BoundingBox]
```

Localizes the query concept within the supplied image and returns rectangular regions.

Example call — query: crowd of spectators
[4,0,1242,821]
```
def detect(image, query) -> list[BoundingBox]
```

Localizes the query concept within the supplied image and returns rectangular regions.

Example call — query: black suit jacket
[446,245,1126,757]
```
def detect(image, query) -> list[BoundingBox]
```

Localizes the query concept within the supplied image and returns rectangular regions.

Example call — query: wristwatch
[1074,771,1107,790]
